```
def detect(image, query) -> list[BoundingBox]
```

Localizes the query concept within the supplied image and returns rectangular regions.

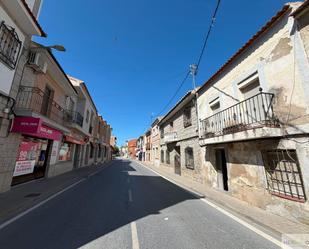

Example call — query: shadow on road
[0,159,199,249]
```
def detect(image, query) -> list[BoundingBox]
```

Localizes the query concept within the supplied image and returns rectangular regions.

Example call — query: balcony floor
[199,127,284,145]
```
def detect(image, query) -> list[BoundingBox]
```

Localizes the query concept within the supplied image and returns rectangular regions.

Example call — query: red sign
[13,141,38,177]
[11,117,41,133]
[11,117,62,141]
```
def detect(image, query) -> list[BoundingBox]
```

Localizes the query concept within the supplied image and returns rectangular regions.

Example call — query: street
[0,159,279,249]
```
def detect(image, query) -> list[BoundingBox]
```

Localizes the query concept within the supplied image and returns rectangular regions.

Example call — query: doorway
[215,149,228,191]
[41,86,53,116]
[85,145,89,165]
[73,144,80,169]
[174,146,181,175]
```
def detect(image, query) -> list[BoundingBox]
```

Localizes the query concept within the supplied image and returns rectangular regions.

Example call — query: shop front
[62,134,86,169]
[10,117,62,185]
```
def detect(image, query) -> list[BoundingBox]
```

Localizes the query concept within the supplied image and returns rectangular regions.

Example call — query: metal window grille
[183,107,192,128]
[185,147,194,169]
[0,21,22,69]
[263,150,306,202]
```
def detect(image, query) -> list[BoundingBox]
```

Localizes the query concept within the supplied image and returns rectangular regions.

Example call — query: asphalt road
[0,159,279,249]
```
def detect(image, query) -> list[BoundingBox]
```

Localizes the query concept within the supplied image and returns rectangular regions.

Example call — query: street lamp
[45,44,66,52]
[30,44,66,52]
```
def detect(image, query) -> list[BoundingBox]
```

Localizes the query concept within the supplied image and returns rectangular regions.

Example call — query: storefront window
[59,142,73,161]
[12,136,49,185]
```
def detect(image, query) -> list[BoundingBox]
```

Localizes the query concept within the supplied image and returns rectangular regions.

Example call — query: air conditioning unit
[28,51,48,74]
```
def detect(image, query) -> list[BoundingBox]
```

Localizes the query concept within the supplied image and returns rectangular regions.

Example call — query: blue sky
[35,0,291,145]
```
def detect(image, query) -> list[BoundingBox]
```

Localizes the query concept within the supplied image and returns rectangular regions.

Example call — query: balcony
[200,92,279,139]
[163,132,178,144]
[15,86,66,125]
[65,111,84,127]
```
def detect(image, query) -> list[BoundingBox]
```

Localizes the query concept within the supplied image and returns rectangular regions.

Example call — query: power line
[152,0,221,120]
[196,0,221,69]
[157,71,190,116]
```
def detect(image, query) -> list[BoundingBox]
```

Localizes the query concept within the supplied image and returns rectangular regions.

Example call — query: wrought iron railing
[65,111,84,127]
[0,21,22,69]
[200,92,279,138]
[15,86,67,125]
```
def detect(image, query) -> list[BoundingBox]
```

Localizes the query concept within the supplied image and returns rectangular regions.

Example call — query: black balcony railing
[65,111,84,127]
[200,92,279,138]
[15,86,66,125]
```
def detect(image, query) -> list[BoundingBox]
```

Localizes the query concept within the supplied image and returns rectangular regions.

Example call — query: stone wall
[201,137,309,225]
[161,99,198,141]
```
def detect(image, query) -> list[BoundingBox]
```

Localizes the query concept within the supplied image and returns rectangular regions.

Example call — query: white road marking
[0,166,106,230]
[128,189,133,202]
[164,217,169,221]
[135,160,287,249]
[0,179,85,230]
[131,222,140,249]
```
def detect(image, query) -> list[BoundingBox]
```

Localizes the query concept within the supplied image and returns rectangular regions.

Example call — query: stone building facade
[150,117,162,166]
[145,130,151,162]
[197,2,309,224]
[159,90,203,183]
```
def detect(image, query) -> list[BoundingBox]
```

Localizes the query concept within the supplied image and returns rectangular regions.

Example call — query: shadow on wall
[0,159,199,249]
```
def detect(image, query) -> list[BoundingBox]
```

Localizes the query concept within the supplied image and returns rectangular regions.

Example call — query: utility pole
[189,64,201,136]
[190,64,198,91]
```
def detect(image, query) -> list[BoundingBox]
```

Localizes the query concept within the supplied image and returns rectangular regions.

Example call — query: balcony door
[41,86,54,117]
[239,78,267,125]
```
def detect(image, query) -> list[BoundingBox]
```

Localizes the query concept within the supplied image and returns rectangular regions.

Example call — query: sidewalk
[137,160,309,240]
[0,162,112,225]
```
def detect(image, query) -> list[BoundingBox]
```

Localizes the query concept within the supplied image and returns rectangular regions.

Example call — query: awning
[64,135,85,145]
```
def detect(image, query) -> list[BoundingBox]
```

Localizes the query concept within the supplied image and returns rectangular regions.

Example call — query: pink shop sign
[11,117,42,133]
[11,117,62,141]
[26,125,62,141]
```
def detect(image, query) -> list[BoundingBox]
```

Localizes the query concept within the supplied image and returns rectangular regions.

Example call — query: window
[161,150,164,163]
[169,122,173,131]
[209,97,220,114]
[58,143,73,161]
[104,146,107,157]
[240,78,260,99]
[166,149,170,164]
[262,150,306,202]
[98,145,102,158]
[183,106,192,127]
[160,128,164,139]
[90,143,94,158]
[0,21,22,69]
[86,110,90,123]
[185,147,194,169]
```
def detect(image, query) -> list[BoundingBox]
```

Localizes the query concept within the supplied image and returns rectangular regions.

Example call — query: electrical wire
[196,0,221,70]
[155,0,221,118]
[142,0,221,133]
[157,71,190,116]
